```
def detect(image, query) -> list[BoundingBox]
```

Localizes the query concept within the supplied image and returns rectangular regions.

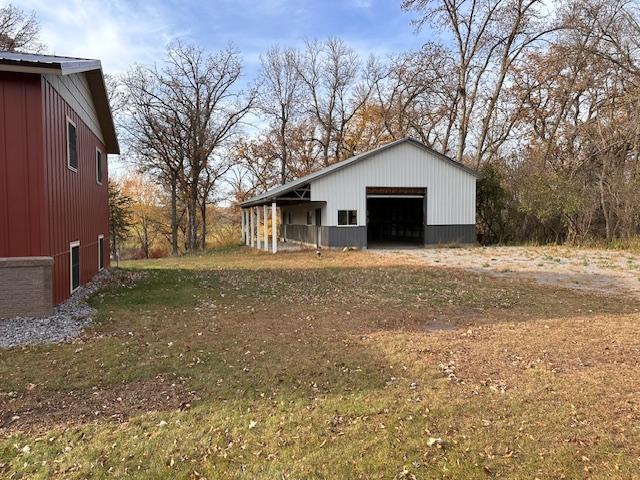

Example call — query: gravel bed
[1,270,114,349]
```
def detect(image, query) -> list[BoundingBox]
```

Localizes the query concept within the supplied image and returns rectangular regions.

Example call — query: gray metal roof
[0,51,119,154]
[239,137,480,207]
[0,51,102,74]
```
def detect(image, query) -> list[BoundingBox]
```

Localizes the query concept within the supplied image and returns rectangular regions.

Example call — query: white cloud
[20,0,181,73]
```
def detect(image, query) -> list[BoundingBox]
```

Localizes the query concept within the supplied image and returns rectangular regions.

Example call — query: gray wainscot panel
[283,225,367,248]
[424,225,476,244]
[327,226,367,248]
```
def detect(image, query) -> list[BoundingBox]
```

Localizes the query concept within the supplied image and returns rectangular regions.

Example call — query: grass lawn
[1,246,640,479]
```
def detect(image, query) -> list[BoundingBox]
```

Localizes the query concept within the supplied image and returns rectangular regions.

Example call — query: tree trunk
[187,202,198,251]
[455,67,468,164]
[280,105,287,185]
[599,162,613,242]
[170,176,179,256]
[200,202,207,251]
[143,223,150,259]
[187,177,199,251]
[322,140,330,167]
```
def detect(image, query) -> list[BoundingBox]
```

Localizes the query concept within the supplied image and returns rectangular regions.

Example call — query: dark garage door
[367,188,425,245]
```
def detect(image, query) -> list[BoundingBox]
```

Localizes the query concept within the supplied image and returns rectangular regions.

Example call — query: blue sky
[21,0,433,76]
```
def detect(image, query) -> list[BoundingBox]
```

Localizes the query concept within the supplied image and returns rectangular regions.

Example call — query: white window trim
[337,209,358,227]
[66,116,77,173]
[95,147,103,185]
[97,234,104,271]
[70,240,80,294]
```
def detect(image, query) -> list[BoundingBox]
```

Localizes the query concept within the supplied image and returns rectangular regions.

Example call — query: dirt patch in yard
[0,375,197,435]
[376,245,640,296]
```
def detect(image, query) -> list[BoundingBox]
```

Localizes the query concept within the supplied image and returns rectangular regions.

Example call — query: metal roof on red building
[0,51,119,154]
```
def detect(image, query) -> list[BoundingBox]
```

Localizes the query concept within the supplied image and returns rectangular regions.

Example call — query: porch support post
[245,209,250,246]
[256,207,261,250]
[241,209,246,245]
[263,205,268,251]
[272,202,277,253]
[245,209,249,245]
[249,208,254,247]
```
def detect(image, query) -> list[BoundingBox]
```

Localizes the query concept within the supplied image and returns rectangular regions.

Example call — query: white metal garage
[239,137,479,251]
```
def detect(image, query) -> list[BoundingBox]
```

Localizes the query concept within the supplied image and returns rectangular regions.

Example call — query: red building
[0,52,119,318]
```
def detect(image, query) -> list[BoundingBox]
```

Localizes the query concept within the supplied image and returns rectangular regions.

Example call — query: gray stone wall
[0,257,54,319]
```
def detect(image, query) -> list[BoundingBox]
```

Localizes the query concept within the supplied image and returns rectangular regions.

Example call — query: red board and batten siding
[0,72,46,258]
[42,76,110,305]
[0,71,110,306]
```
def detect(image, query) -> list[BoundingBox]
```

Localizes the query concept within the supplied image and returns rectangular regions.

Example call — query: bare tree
[122,65,187,255]
[258,45,302,184]
[228,118,321,201]
[231,135,280,195]
[296,38,378,166]
[123,42,255,252]
[373,44,458,153]
[104,74,128,122]
[403,0,557,167]
[198,155,234,250]
[0,4,44,53]
[165,42,255,251]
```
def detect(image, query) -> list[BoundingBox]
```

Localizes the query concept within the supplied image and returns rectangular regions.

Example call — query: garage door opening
[366,187,425,247]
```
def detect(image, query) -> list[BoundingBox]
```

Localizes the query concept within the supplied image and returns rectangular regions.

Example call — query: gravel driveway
[374,245,640,296]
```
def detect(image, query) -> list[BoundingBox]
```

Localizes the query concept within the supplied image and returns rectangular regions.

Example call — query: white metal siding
[44,73,105,143]
[310,142,476,226]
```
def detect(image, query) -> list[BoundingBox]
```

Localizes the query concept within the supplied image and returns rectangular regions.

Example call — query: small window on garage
[67,117,78,171]
[98,235,105,270]
[338,210,357,226]
[70,241,80,293]
[96,148,103,184]
[307,211,312,225]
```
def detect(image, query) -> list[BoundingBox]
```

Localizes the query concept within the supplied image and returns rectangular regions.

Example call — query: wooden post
[272,202,277,253]
[249,208,254,247]
[263,205,268,251]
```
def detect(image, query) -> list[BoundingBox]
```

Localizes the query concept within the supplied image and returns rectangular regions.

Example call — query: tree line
[4,0,640,251]
[120,0,640,251]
